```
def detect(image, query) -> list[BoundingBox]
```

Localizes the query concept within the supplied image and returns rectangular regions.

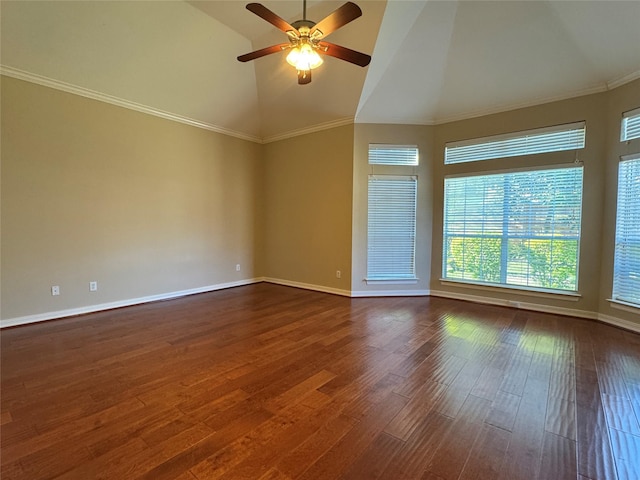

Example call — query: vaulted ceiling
[2,1,639,143]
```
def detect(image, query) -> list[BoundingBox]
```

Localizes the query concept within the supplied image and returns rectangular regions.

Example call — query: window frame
[611,153,640,309]
[444,121,586,165]
[366,173,418,283]
[368,144,419,166]
[621,107,640,142]
[441,164,584,294]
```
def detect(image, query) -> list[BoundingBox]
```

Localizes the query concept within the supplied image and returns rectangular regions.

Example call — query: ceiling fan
[237,0,371,85]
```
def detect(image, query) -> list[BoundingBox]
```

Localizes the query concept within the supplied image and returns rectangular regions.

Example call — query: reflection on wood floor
[1,283,639,479]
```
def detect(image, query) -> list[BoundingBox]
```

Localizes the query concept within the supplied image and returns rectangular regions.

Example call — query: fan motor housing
[291,19,316,31]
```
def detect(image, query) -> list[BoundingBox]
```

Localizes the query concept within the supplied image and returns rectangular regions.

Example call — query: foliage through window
[443,167,584,291]
[612,154,640,306]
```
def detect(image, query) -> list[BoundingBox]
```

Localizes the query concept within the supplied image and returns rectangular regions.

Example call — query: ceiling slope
[2,1,639,141]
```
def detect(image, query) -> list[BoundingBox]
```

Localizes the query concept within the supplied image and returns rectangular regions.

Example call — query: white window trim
[367,174,418,282]
[621,107,640,142]
[611,152,640,307]
[368,144,419,166]
[440,278,581,301]
[607,299,640,314]
[365,278,419,285]
[442,166,584,293]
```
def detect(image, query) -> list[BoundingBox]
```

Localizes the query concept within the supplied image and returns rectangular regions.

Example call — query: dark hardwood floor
[2,283,639,479]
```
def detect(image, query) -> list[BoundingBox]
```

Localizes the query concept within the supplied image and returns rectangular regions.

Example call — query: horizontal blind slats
[613,156,640,305]
[445,123,586,164]
[622,109,640,141]
[369,145,419,166]
[367,175,417,279]
[443,167,583,291]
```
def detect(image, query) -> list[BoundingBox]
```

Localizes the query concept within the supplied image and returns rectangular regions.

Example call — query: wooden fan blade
[318,42,371,67]
[310,2,362,38]
[297,69,312,85]
[246,3,298,35]
[237,43,290,62]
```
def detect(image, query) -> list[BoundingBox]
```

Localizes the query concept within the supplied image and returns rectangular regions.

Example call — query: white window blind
[443,167,583,291]
[369,144,419,166]
[367,175,417,280]
[613,154,640,306]
[445,122,586,164]
[621,107,640,142]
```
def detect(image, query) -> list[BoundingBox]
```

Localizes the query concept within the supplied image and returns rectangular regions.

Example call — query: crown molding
[607,68,640,90]
[262,117,354,144]
[432,83,609,126]
[0,65,263,143]
[430,71,639,126]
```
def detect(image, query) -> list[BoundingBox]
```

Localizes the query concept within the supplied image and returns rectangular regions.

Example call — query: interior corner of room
[1,0,639,332]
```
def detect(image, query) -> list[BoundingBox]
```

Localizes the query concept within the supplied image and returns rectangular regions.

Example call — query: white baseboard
[262,277,352,297]
[3,279,638,334]
[0,278,262,328]
[430,288,597,319]
[596,313,640,334]
[350,289,430,297]
[430,289,640,333]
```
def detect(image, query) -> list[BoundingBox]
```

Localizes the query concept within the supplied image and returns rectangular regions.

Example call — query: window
[369,144,419,166]
[621,107,640,142]
[444,122,586,165]
[443,167,583,291]
[367,176,417,281]
[612,154,640,306]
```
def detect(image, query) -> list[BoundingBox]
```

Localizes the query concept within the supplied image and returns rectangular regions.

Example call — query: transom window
[621,107,640,142]
[445,122,586,165]
[368,144,419,166]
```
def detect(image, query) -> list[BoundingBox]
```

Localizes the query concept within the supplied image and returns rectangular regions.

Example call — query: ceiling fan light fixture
[238,1,371,84]
[286,43,323,71]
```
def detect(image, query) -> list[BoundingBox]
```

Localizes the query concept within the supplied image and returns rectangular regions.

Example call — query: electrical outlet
[51,286,60,296]
[236,264,241,272]
[90,281,98,292]
[336,270,341,279]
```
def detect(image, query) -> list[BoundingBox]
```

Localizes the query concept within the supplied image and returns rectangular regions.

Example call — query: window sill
[607,299,640,314]
[366,278,419,285]
[439,278,581,301]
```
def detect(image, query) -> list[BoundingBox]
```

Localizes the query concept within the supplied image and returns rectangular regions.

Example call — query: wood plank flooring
[2,283,640,479]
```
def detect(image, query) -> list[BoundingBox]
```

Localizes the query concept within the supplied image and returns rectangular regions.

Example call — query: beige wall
[1,76,262,320]
[2,74,638,328]
[352,123,434,294]
[262,125,353,292]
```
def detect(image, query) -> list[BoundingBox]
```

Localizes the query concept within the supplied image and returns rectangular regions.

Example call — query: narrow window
[612,154,640,306]
[367,175,417,281]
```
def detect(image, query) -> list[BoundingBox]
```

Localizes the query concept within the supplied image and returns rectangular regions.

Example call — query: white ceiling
[2,1,640,143]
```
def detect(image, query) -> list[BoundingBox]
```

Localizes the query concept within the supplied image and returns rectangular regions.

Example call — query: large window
[612,154,640,306]
[367,175,417,281]
[443,167,584,291]
[445,122,586,165]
